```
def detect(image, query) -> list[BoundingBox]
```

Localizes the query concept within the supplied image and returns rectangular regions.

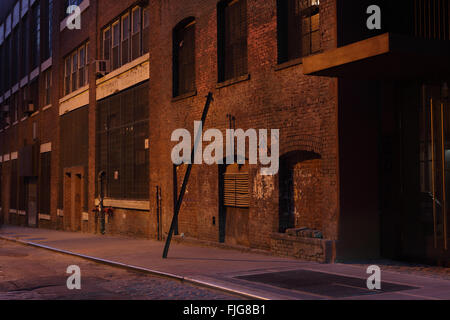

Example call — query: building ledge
[95,198,150,211]
[38,214,51,221]
[96,53,150,101]
[303,33,450,78]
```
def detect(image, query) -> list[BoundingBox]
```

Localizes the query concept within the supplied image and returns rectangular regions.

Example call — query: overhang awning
[303,33,450,79]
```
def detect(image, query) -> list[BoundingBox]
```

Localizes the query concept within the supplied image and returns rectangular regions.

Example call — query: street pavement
[0,239,240,300]
[0,225,449,300]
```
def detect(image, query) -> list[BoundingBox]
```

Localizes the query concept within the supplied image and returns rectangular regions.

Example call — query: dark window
[44,69,52,106]
[11,94,18,123]
[218,0,247,82]
[96,81,149,200]
[277,0,320,63]
[39,151,51,214]
[21,87,28,118]
[173,18,196,97]
[64,56,71,95]
[142,7,150,54]
[131,7,141,60]
[42,0,53,61]
[10,159,18,210]
[0,45,3,94]
[4,37,11,89]
[20,14,29,79]
[31,2,41,70]
[12,28,19,85]
[30,79,39,111]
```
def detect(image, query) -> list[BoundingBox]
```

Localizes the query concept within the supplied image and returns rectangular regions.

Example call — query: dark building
[0,0,448,265]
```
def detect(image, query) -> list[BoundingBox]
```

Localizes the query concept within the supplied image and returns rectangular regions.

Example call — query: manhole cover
[236,269,418,298]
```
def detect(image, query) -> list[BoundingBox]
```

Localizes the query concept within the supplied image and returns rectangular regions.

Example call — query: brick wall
[148,0,339,253]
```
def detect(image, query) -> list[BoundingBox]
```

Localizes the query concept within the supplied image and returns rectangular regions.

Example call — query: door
[420,83,449,259]
[27,179,38,227]
[63,167,85,232]
[219,163,250,246]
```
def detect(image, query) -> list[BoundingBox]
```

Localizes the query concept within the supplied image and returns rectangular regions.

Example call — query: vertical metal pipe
[431,98,437,248]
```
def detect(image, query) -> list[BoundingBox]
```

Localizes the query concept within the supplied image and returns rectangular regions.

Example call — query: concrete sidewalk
[1,225,449,300]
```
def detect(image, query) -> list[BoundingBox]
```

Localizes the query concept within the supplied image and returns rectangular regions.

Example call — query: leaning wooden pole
[163,92,214,259]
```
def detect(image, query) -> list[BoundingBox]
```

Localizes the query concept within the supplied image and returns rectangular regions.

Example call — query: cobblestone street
[0,240,240,300]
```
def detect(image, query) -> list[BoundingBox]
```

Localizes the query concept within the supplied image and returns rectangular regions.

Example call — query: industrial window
[173,18,196,97]
[0,44,3,94]
[103,27,111,61]
[31,2,40,70]
[21,86,28,117]
[143,7,150,54]
[20,14,29,79]
[11,93,18,123]
[277,0,320,64]
[44,69,52,106]
[42,0,53,61]
[71,51,78,92]
[64,57,71,95]
[96,82,149,200]
[131,7,141,61]
[223,164,249,208]
[39,151,51,214]
[112,21,120,70]
[29,79,39,113]
[218,0,248,82]
[122,14,130,66]
[11,28,19,85]
[102,5,149,71]
[63,42,88,96]
[10,159,18,210]
[78,46,86,88]
[4,37,11,90]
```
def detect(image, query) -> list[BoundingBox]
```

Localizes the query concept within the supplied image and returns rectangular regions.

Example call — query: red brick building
[0,0,449,264]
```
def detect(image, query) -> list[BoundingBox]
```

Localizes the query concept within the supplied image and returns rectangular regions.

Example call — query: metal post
[162,92,214,258]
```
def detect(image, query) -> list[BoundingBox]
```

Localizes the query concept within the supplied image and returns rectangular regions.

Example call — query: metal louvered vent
[223,172,249,208]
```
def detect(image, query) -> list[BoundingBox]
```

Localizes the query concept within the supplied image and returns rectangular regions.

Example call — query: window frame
[217,0,248,83]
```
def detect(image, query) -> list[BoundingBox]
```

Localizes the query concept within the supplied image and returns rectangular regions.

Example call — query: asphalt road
[0,240,240,300]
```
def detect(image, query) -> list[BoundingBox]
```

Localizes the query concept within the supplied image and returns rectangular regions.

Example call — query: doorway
[63,167,85,232]
[27,178,38,227]
[219,163,250,246]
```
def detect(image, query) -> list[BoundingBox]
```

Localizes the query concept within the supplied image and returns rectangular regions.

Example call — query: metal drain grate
[236,269,418,298]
